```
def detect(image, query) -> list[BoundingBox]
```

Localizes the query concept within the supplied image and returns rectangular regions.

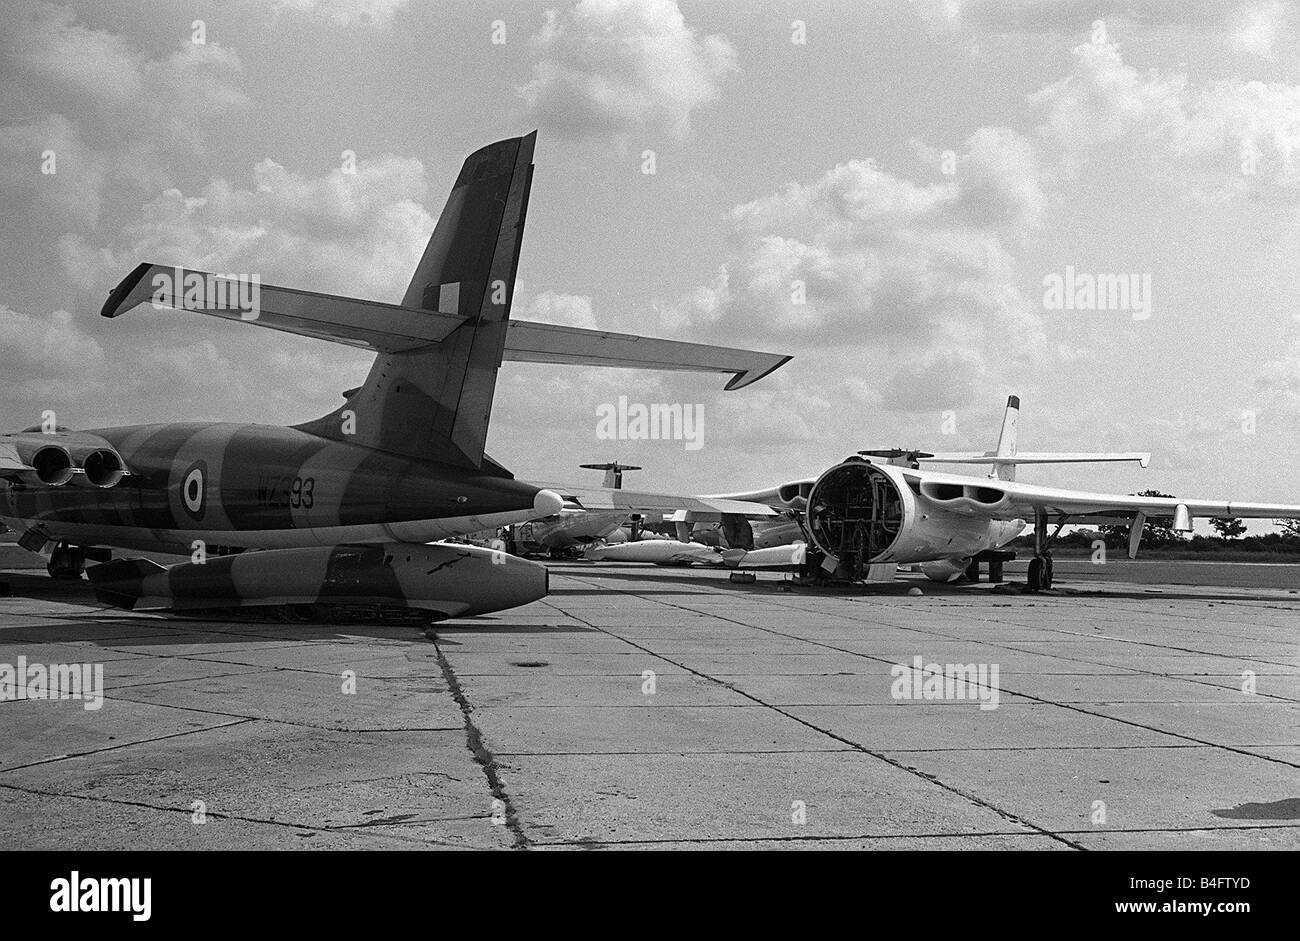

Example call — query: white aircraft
[508,463,643,554]
[677,395,1300,591]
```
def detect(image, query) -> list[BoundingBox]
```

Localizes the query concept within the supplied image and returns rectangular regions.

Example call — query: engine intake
[918,481,1007,507]
[776,480,813,507]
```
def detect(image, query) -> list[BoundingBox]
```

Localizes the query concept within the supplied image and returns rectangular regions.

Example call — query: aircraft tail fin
[992,394,1019,481]
[920,396,1150,473]
[579,462,643,490]
[295,132,536,471]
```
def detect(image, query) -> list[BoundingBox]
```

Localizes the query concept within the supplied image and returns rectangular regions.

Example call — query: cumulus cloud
[0,2,249,224]
[918,0,1251,34]
[265,0,410,28]
[2,3,248,144]
[516,289,599,328]
[519,0,738,138]
[0,297,368,429]
[0,306,107,403]
[1229,1,1290,58]
[0,115,105,229]
[17,154,434,428]
[4,2,145,107]
[59,154,434,300]
[654,129,1044,411]
[1030,40,1300,196]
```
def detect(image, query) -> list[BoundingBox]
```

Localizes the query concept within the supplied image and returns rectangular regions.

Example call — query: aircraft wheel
[1027,557,1043,591]
[1043,556,1054,590]
[47,545,86,580]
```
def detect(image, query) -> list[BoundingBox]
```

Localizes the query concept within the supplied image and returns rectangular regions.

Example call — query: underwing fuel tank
[86,542,547,621]
[584,539,721,565]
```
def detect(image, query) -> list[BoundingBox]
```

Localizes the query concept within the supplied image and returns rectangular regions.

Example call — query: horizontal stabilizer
[102,262,463,350]
[502,321,790,391]
[101,263,790,391]
[920,451,1151,468]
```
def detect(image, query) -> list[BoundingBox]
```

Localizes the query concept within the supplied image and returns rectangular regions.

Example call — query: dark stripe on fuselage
[317,544,405,600]
[217,425,330,530]
[4,420,546,548]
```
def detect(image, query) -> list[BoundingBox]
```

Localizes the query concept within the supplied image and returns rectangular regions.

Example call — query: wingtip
[101,262,153,318]
[724,354,793,391]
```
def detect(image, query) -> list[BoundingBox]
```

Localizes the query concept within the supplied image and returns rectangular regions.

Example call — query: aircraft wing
[907,471,1300,522]
[0,440,32,475]
[531,484,779,519]
[703,480,816,509]
[101,263,790,390]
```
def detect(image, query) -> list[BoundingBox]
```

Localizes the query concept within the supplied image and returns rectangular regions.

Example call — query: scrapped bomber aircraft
[605,396,1300,591]
[506,462,643,555]
[0,132,787,621]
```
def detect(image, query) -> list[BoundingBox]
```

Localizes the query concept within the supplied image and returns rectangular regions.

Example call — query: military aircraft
[0,132,786,620]
[503,462,643,555]
[667,396,1300,591]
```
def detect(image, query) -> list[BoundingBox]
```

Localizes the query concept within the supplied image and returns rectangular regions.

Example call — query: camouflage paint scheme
[0,423,555,556]
[87,542,547,619]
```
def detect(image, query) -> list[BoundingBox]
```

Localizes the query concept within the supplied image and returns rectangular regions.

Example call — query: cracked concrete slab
[2,558,1296,849]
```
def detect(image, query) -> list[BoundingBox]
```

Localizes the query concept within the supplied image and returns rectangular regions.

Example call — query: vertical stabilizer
[579,462,642,489]
[296,133,536,471]
[992,395,1019,481]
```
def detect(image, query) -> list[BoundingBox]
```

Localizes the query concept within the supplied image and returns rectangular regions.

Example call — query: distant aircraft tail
[579,462,643,489]
[296,132,536,471]
[992,394,1019,481]
[917,396,1150,475]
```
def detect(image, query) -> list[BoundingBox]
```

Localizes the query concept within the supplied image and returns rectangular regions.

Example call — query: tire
[1027,557,1043,591]
[1043,556,1054,590]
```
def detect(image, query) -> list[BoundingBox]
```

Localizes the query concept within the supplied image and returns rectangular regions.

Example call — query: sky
[3,0,1300,529]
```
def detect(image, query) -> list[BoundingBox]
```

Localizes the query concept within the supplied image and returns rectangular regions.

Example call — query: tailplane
[915,396,1150,473]
[579,462,643,489]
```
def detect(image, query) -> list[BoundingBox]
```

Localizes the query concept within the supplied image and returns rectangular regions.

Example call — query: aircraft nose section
[533,489,563,516]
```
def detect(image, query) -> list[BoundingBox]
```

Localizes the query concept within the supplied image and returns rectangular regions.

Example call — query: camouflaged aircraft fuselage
[0,423,552,556]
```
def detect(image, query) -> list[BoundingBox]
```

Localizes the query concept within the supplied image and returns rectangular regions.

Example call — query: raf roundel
[181,460,207,520]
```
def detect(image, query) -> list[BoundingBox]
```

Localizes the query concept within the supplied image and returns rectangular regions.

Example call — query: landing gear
[1027,555,1053,591]
[1026,509,1065,592]
[47,543,86,580]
